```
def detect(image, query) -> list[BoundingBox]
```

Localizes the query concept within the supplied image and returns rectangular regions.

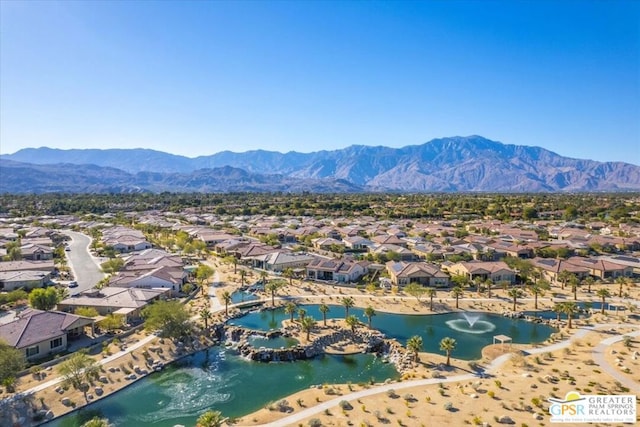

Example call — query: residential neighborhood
[0,194,639,427]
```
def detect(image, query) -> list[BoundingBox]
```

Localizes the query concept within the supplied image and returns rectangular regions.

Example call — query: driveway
[61,230,106,295]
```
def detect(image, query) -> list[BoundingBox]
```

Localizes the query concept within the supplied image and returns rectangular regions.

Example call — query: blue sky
[1,0,638,164]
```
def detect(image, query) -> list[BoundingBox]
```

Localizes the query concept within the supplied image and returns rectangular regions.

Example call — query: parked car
[68,281,78,288]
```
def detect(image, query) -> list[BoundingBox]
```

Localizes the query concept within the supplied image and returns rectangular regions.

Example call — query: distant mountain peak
[1,136,639,193]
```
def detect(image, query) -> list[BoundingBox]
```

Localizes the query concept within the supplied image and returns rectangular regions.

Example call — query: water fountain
[463,312,480,327]
[445,312,496,335]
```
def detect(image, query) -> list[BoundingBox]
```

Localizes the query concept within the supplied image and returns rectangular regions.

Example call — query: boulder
[498,415,514,424]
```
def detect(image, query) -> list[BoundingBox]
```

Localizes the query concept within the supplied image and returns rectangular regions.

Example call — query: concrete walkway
[591,328,640,393]
[209,270,224,312]
[260,323,640,427]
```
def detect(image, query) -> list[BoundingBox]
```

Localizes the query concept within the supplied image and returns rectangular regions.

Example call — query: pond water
[247,335,299,348]
[48,305,557,426]
[230,290,259,304]
[230,305,557,360]
[524,301,621,320]
[46,349,397,427]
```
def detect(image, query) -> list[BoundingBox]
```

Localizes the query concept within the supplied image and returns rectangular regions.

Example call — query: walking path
[209,271,224,312]
[591,328,640,393]
[260,323,640,426]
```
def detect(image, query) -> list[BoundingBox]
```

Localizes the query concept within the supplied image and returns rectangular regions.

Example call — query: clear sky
[1,0,638,164]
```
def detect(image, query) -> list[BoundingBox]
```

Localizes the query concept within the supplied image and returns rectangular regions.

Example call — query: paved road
[61,230,105,295]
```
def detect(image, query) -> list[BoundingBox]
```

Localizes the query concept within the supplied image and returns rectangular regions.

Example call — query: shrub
[444,402,454,411]
[276,399,290,412]
[308,419,322,427]
[339,400,353,410]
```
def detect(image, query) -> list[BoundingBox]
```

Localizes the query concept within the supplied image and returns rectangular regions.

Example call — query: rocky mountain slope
[2,136,639,192]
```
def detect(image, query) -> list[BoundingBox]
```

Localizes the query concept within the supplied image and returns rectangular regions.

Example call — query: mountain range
[1,136,639,193]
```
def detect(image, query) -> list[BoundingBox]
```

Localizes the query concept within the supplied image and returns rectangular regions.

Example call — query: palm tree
[259,270,269,285]
[364,306,376,329]
[557,270,574,290]
[341,297,355,318]
[300,316,316,341]
[406,335,423,362]
[283,267,295,287]
[319,303,330,326]
[265,280,282,307]
[561,301,579,329]
[196,409,224,427]
[239,269,247,287]
[297,308,307,321]
[616,276,629,298]
[582,276,595,293]
[484,279,494,298]
[450,286,463,309]
[426,287,437,311]
[345,314,359,332]
[508,288,523,311]
[473,276,484,296]
[528,279,550,310]
[568,275,580,300]
[552,302,564,322]
[596,288,611,314]
[221,290,232,316]
[439,337,457,366]
[200,308,212,329]
[284,302,297,322]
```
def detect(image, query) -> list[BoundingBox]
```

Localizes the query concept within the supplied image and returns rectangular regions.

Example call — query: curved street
[61,230,105,295]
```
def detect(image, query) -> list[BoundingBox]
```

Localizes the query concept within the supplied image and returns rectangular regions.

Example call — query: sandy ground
[3,255,638,426]
[236,328,640,427]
